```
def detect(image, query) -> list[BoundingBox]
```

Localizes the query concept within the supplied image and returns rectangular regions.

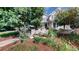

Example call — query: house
[42,8,62,29]
[43,7,73,30]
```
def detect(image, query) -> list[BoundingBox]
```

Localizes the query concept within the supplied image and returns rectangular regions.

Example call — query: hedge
[0,31,19,37]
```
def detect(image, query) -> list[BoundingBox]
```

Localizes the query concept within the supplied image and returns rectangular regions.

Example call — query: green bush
[48,28,57,37]
[40,38,51,45]
[0,31,19,37]
[33,36,42,43]
[69,33,79,41]
[62,32,79,42]
[19,33,28,39]
[19,32,28,43]
[33,36,51,44]
[48,40,57,47]
[33,36,58,49]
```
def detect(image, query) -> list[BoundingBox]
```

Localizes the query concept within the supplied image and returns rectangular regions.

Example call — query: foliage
[0,7,44,41]
[31,18,42,29]
[33,36,57,49]
[0,7,44,31]
[48,28,57,37]
[14,7,43,41]
[26,7,44,29]
[55,8,78,29]
[19,32,28,41]
[0,8,15,28]
[33,36,42,43]
[64,33,79,42]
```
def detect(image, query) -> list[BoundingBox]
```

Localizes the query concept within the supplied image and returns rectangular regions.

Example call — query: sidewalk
[0,38,19,48]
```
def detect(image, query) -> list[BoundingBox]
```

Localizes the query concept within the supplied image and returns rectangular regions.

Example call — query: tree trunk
[64,25,65,30]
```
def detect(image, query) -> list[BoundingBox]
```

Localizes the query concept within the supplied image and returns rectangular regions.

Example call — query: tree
[55,8,78,29]
[70,7,79,28]
[0,7,44,40]
[14,7,44,42]
[0,8,19,31]
[26,7,44,29]
[0,7,44,30]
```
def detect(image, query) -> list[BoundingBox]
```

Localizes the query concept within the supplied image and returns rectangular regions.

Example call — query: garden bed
[7,39,54,51]
[2,30,79,51]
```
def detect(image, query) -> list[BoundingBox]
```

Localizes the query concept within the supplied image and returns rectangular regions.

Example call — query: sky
[44,7,57,15]
[44,7,69,15]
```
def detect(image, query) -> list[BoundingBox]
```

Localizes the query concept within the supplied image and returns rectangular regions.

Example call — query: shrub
[40,38,51,45]
[33,36,42,43]
[33,36,58,49]
[48,28,57,37]
[33,36,51,44]
[62,32,79,43]
[69,33,79,41]
[19,32,28,43]
[48,40,57,48]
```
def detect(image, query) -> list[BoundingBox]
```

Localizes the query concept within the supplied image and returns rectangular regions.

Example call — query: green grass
[0,31,19,37]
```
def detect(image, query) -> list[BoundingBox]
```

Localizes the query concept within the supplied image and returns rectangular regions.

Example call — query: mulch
[7,39,55,51]
[26,39,54,51]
